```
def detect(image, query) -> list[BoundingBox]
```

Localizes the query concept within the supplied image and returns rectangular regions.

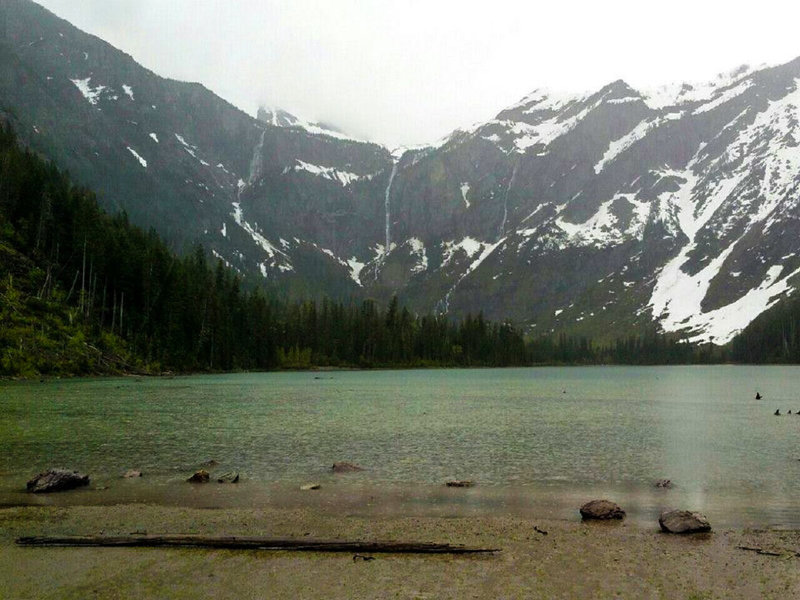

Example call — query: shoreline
[2,475,797,532]
[0,361,785,384]
[2,502,799,598]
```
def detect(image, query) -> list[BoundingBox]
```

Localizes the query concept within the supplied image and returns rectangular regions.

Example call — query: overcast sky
[36,0,800,147]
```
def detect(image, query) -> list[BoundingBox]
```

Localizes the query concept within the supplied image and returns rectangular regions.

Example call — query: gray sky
[36,0,800,147]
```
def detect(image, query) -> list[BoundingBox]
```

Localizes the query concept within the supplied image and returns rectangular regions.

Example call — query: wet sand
[2,502,799,599]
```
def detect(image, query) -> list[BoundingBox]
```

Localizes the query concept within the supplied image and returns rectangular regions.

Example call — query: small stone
[579,499,626,520]
[445,480,474,488]
[655,479,672,488]
[301,483,321,490]
[332,462,364,473]
[123,470,142,478]
[659,509,711,533]
[26,469,90,493]
[216,471,239,483]
[187,469,210,483]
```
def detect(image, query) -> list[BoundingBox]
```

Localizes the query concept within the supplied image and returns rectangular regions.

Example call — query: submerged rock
[187,469,210,483]
[579,499,626,520]
[445,480,474,488]
[658,510,711,533]
[26,469,90,493]
[301,483,321,490]
[655,479,673,489]
[332,462,364,473]
[216,472,240,483]
[123,470,142,478]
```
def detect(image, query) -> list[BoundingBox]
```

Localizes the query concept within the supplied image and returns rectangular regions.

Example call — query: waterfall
[384,162,398,255]
[499,161,519,240]
[247,128,267,187]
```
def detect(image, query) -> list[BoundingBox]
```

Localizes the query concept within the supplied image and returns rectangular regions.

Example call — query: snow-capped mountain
[4,0,800,343]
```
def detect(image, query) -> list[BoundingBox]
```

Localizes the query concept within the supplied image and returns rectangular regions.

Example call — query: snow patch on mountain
[126,146,147,168]
[230,201,288,267]
[149,132,159,143]
[685,264,800,343]
[122,84,134,101]
[555,195,650,248]
[503,91,612,153]
[693,81,753,114]
[442,237,483,266]
[70,77,105,105]
[438,237,506,314]
[595,114,682,173]
[507,88,583,113]
[347,257,366,285]
[460,182,471,208]
[259,106,365,143]
[287,160,373,186]
[641,65,755,110]
[175,133,199,159]
[407,238,428,274]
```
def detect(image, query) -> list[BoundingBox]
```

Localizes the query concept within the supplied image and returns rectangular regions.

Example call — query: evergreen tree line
[0,123,735,376]
[730,294,800,363]
[0,124,533,373]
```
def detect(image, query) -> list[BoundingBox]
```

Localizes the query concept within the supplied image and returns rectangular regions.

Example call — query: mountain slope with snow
[4,0,800,342]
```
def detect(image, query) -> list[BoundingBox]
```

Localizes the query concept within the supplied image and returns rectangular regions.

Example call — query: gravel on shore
[2,504,800,599]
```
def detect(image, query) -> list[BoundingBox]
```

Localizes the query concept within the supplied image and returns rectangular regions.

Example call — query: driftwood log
[737,545,800,558]
[16,535,498,554]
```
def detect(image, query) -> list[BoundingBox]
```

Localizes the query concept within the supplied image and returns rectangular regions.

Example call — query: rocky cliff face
[4,0,800,342]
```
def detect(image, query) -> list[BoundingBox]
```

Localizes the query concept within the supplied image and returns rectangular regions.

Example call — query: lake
[1,366,799,528]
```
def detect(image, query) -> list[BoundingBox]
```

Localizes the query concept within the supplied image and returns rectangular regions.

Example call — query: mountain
[0,0,385,300]
[3,0,800,344]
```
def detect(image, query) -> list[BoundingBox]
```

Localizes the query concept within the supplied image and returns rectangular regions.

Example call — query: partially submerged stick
[16,535,499,554]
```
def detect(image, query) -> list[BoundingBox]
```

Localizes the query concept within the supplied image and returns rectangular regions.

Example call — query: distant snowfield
[287,159,372,186]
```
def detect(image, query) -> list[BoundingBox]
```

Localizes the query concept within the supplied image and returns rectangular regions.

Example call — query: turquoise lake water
[1,366,799,527]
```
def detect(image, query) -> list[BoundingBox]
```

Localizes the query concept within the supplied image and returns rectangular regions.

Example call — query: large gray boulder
[658,510,711,533]
[579,499,626,520]
[26,469,90,493]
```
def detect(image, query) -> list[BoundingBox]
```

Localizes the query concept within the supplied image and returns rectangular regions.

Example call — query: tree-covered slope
[0,124,540,376]
[730,294,800,363]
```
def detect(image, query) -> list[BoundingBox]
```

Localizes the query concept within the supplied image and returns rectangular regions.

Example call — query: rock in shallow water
[658,509,711,533]
[187,469,210,483]
[445,480,474,488]
[216,472,239,483]
[123,470,142,478]
[26,469,90,493]
[579,499,626,520]
[301,483,321,490]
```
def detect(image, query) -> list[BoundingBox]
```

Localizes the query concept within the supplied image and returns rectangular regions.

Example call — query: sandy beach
[2,502,799,599]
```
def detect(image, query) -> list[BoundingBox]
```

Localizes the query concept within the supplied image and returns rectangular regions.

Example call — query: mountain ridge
[4,0,800,345]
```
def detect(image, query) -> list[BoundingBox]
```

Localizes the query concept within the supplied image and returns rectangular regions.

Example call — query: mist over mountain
[3,0,800,344]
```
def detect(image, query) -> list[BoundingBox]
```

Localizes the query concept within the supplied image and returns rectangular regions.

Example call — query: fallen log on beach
[16,535,499,554]
[737,545,800,558]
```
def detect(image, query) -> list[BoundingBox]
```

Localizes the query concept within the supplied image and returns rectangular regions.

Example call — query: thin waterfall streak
[499,161,519,240]
[385,162,398,254]
[247,128,267,187]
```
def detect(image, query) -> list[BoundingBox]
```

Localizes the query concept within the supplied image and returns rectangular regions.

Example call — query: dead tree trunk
[16,535,498,554]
